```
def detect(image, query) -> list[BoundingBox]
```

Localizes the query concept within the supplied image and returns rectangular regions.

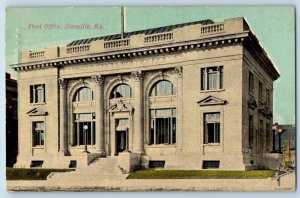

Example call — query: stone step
[47,156,127,181]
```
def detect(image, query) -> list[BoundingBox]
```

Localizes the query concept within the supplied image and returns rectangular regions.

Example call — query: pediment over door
[197,95,227,106]
[108,99,134,113]
[27,107,48,116]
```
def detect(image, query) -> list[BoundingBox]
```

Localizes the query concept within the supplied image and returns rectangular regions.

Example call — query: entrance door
[116,131,127,155]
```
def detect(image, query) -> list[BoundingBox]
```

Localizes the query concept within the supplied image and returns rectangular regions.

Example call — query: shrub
[6,168,73,180]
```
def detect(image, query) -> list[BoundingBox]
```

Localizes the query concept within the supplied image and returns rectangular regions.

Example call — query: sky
[5,6,295,124]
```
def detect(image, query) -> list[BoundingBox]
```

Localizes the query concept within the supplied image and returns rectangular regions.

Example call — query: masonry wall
[242,47,274,169]
[15,68,59,168]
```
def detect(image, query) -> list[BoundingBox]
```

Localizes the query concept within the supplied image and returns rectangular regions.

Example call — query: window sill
[32,146,44,149]
[70,145,96,149]
[30,102,46,106]
[200,89,225,93]
[203,143,220,146]
[146,144,176,148]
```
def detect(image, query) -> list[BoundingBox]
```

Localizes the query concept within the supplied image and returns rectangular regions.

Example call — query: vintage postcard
[5,6,295,192]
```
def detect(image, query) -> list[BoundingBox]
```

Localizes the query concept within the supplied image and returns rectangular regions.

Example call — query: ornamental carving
[108,99,134,113]
[131,71,144,81]
[117,75,123,83]
[175,66,183,78]
[158,70,167,79]
[247,97,257,110]
[91,74,105,84]
[58,78,67,89]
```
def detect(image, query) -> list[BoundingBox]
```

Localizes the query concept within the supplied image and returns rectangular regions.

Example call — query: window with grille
[73,113,96,146]
[149,108,176,145]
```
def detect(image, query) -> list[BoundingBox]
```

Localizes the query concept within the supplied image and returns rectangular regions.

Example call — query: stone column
[58,78,68,155]
[132,71,144,153]
[175,67,183,150]
[91,75,105,155]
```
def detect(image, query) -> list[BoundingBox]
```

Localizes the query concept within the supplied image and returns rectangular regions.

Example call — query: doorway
[116,130,127,154]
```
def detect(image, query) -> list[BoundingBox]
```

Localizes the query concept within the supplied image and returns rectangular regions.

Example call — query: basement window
[202,160,220,169]
[149,160,165,168]
[30,160,44,168]
[69,160,77,168]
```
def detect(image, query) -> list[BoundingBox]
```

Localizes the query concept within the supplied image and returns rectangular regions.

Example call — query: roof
[67,19,214,47]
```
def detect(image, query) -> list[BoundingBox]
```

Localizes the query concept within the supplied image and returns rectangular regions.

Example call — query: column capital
[175,66,183,78]
[131,71,144,81]
[91,74,105,84]
[58,78,67,89]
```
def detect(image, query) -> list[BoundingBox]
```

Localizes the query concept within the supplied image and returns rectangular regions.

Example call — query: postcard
[5,6,295,192]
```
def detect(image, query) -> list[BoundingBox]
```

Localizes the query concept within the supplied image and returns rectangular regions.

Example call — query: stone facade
[11,17,280,170]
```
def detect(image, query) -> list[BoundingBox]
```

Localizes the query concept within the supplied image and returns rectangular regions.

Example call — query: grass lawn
[127,169,278,179]
[6,168,74,180]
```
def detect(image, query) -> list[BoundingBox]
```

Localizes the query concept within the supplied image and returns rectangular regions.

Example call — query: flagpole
[121,6,124,39]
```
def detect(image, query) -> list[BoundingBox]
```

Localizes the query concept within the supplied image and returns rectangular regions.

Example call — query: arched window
[110,84,132,99]
[149,80,176,145]
[150,80,175,96]
[74,87,93,102]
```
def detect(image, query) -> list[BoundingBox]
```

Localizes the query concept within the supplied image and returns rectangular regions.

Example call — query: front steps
[48,156,128,181]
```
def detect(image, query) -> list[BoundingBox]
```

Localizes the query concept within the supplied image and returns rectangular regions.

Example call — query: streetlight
[278,128,285,154]
[83,125,90,153]
[272,123,278,152]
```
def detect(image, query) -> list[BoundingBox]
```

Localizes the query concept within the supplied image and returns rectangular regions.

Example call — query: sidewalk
[6,171,295,192]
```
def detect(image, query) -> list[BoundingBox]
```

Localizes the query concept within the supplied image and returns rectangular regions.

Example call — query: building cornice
[11,32,247,72]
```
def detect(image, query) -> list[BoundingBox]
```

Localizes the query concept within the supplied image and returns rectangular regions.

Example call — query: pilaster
[91,74,106,155]
[131,71,144,153]
[58,78,68,155]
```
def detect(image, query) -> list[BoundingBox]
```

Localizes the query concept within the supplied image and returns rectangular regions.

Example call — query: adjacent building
[6,72,18,167]
[11,17,280,171]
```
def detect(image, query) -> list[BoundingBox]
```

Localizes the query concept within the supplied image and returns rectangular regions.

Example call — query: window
[200,66,223,91]
[30,161,43,167]
[204,113,220,144]
[73,113,96,146]
[249,115,254,148]
[150,108,176,145]
[32,121,45,146]
[259,81,263,101]
[30,84,45,103]
[74,87,93,102]
[149,161,165,168]
[110,84,132,99]
[69,160,77,168]
[203,160,220,169]
[150,80,175,96]
[249,72,254,93]
[266,89,271,106]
